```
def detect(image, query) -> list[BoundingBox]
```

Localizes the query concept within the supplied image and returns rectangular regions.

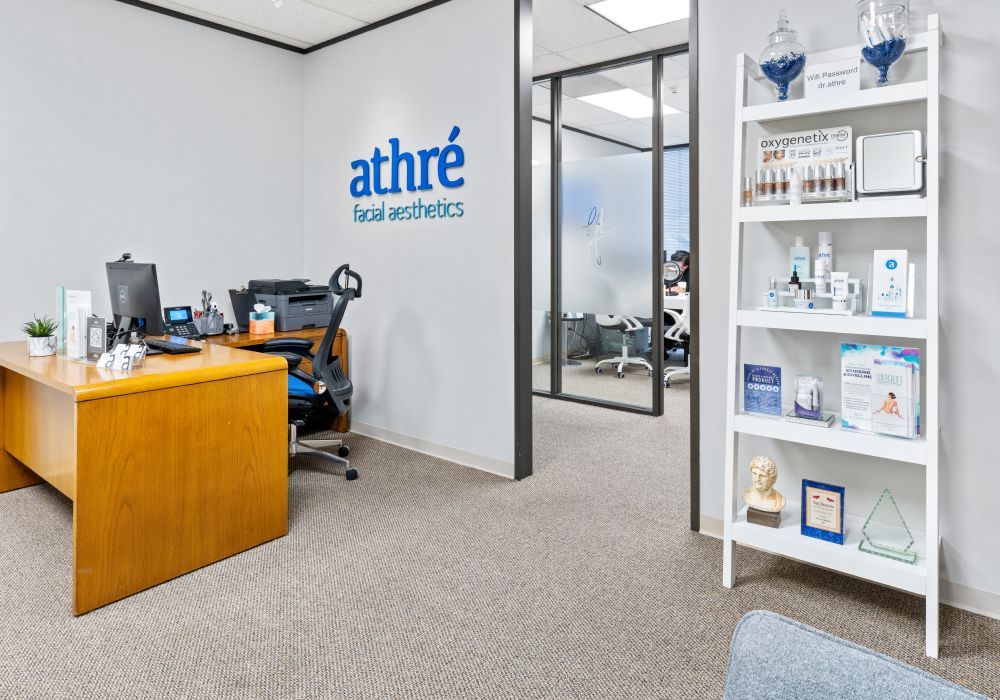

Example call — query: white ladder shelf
[721,16,941,658]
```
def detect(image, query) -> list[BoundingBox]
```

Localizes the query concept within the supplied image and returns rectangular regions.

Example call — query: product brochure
[871,250,909,317]
[871,359,916,439]
[841,344,920,437]
[744,364,782,416]
[755,125,853,172]
[57,287,91,358]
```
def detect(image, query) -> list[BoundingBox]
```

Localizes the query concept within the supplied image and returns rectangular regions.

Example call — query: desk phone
[163,306,201,338]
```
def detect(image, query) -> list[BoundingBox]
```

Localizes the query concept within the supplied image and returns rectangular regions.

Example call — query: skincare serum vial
[742,177,754,207]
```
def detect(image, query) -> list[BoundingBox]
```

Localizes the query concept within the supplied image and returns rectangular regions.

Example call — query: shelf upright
[721,16,941,658]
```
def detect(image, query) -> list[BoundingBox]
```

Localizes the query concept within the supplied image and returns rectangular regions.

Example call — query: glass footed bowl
[857,0,909,86]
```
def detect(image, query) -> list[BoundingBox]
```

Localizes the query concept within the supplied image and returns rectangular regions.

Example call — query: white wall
[0,0,304,339]
[303,0,516,475]
[700,2,1000,612]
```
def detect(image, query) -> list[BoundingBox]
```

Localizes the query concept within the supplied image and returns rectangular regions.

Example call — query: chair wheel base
[338,445,350,458]
[346,468,359,481]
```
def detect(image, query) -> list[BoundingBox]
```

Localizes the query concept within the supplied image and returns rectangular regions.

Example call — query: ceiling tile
[534,52,579,77]
[305,0,429,24]
[664,133,689,147]
[559,33,648,65]
[560,97,628,128]
[533,0,623,53]
[144,0,365,45]
[599,62,655,88]
[589,119,653,148]
[630,19,689,50]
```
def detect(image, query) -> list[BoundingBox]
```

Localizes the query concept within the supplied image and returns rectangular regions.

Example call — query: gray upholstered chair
[724,611,984,699]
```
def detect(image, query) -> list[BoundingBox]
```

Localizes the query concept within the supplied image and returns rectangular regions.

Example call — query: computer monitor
[106,261,164,337]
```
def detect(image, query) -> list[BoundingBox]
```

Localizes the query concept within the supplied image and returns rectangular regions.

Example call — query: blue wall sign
[350,126,466,224]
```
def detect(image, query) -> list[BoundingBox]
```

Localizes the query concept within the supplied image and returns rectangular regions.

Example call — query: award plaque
[801,479,845,544]
[858,487,918,564]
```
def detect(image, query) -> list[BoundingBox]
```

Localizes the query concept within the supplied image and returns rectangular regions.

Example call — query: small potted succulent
[21,316,59,357]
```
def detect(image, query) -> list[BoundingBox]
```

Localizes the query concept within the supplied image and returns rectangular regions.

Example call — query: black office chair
[259,264,362,480]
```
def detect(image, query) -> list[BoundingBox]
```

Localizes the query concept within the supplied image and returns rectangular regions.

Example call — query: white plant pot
[27,336,57,357]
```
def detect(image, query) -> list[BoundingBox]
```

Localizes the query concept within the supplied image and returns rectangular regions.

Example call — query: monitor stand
[109,316,135,349]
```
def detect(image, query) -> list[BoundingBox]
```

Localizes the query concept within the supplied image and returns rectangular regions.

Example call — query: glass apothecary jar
[759,10,807,101]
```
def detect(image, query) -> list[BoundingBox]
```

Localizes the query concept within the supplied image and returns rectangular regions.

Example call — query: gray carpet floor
[1,384,998,699]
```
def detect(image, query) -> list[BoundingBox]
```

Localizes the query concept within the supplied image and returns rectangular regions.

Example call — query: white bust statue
[742,456,786,513]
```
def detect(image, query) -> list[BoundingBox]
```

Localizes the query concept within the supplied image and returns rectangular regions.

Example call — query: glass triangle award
[858,487,917,564]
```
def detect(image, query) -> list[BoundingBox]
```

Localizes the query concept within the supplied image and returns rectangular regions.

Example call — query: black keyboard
[146,339,202,355]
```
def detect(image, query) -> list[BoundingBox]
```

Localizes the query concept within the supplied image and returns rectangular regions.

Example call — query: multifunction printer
[248,278,333,332]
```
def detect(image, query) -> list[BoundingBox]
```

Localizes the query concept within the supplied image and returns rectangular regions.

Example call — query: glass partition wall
[532,49,689,413]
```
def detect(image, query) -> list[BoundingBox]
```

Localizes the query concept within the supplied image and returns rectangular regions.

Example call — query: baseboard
[696,515,1000,621]
[941,579,1000,622]
[350,421,515,479]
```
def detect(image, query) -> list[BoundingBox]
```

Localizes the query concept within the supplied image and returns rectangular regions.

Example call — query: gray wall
[0,0,304,338]
[303,0,516,475]
[699,2,1000,609]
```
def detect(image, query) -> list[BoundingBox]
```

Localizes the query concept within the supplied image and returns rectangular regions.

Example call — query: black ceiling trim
[531,116,648,153]
[303,0,454,54]
[112,0,456,56]
[114,0,306,53]
[533,43,689,83]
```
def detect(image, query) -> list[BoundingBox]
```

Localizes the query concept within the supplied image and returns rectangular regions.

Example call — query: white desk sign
[805,58,860,98]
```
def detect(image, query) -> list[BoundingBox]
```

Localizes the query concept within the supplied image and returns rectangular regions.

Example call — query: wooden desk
[0,341,288,615]
[204,328,350,432]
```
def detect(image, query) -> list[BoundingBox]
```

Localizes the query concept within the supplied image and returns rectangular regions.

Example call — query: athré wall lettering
[350,126,466,198]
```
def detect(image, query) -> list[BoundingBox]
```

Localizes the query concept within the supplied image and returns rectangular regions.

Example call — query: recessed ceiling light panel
[587,0,689,33]
[578,88,680,119]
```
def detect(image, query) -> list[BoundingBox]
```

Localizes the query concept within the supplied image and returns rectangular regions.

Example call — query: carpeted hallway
[1,386,997,699]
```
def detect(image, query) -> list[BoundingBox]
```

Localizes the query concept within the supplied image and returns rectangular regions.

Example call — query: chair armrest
[268,352,304,369]
[259,338,315,362]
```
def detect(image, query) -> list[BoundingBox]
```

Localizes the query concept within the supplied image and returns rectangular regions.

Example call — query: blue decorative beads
[862,36,907,85]
[761,52,807,101]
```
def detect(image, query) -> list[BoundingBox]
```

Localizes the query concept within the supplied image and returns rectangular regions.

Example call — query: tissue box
[249,311,275,335]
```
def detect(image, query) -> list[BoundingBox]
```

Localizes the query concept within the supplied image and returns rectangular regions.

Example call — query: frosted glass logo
[350,126,466,224]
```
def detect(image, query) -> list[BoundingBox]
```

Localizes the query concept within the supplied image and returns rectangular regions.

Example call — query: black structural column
[513,0,533,480]
[688,0,701,529]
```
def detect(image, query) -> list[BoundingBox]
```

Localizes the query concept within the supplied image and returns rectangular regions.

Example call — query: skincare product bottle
[789,170,803,205]
[822,163,835,194]
[775,168,788,198]
[817,230,833,269]
[834,162,847,195]
[756,169,767,198]
[789,236,810,278]
[765,276,779,307]
[803,165,817,195]
[762,169,775,198]
[743,177,754,206]
[788,268,801,294]
[814,258,828,293]
[830,271,849,299]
